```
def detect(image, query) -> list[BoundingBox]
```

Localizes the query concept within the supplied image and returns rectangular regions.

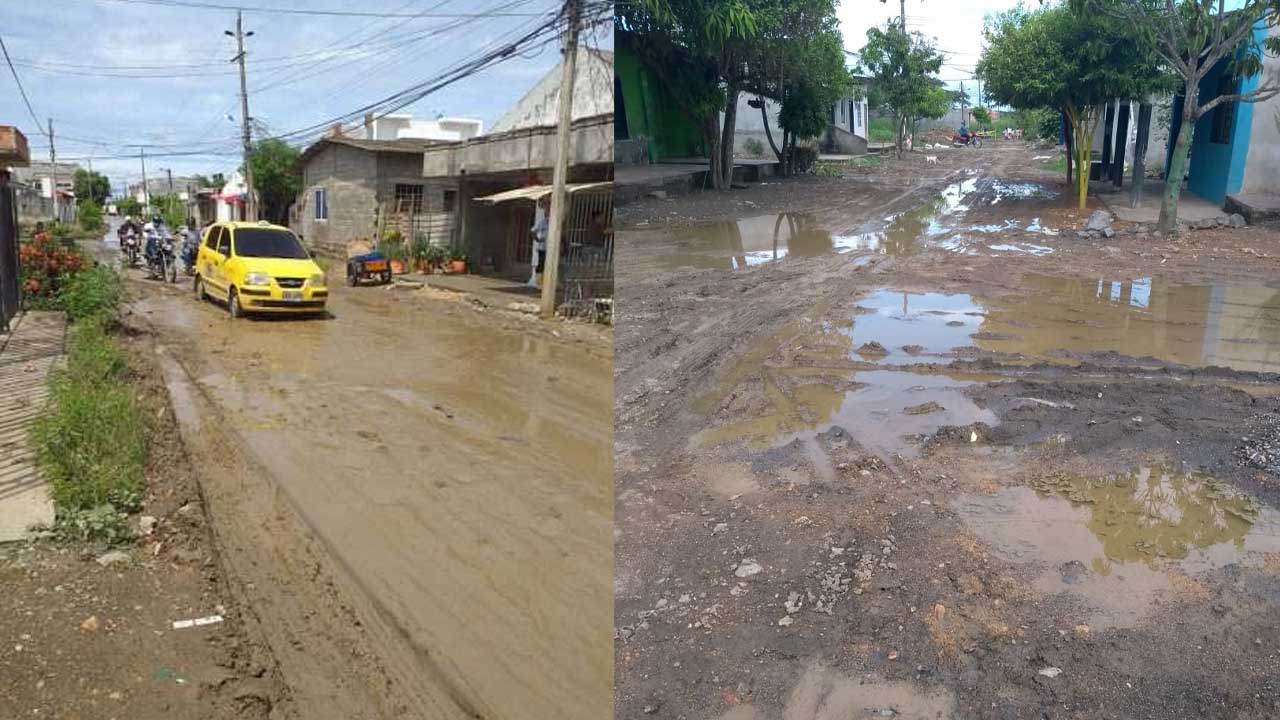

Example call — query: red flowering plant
[19,228,87,307]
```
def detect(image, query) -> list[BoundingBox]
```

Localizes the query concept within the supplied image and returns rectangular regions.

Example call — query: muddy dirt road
[121,253,612,720]
[615,142,1280,719]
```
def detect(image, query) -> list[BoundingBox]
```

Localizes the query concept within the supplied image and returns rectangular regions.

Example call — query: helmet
[152,215,163,225]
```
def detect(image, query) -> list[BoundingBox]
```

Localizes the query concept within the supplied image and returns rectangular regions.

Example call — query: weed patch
[30,269,146,544]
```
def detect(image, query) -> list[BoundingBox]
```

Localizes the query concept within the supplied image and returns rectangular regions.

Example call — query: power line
[81,0,547,18]
[0,33,45,134]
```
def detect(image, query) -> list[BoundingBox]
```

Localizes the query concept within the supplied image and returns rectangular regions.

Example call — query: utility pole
[166,168,174,194]
[539,0,581,319]
[900,0,906,30]
[227,11,256,221]
[960,81,968,126]
[47,118,56,216]
[139,146,148,216]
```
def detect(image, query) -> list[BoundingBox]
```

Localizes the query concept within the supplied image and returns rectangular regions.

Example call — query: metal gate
[0,181,19,332]
[559,189,613,320]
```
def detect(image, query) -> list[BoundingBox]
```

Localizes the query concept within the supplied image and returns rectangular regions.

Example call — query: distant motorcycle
[180,231,200,275]
[145,230,178,283]
[120,230,141,267]
[953,133,983,148]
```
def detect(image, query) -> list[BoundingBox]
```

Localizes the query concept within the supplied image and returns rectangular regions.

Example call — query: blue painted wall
[1183,24,1267,204]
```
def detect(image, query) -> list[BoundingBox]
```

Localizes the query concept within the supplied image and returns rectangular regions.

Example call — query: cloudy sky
[1,0,608,194]
[837,0,1025,100]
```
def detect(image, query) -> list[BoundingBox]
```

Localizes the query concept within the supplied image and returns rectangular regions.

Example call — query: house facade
[293,136,454,256]
[340,113,484,143]
[420,48,613,280]
[1170,22,1280,205]
[613,39,703,165]
[824,85,870,155]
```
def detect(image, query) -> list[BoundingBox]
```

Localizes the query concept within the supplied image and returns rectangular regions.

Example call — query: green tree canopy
[859,23,947,157]
[248,138,302,225]
[978,2,1168,207]
[72,169,110,206]
[1088,0,1280,231]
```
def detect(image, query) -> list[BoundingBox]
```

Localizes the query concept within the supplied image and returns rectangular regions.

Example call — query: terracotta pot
[448,260,466,274]
[390,259,405,274]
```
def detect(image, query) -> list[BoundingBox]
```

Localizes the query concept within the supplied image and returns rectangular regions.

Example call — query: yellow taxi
[194,221,328,318]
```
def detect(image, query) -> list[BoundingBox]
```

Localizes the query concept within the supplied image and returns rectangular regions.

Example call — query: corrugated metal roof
[473,182,612,204]
[296,135,436,168]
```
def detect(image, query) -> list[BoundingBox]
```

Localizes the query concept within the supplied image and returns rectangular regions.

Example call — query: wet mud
[128,270,612,719]
[616,142,1280,719]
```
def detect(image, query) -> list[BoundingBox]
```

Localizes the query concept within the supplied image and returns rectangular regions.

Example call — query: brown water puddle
[624,177,1064,271]
[699,370,994,466]
[978,274,1280,373]
[795,276,1280,373]
[954,464,1280,628]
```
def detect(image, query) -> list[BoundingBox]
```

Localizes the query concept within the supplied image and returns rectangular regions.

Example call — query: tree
[72,169,110,206]
[978,3,1166,208]
[737,0,849,174]
[617,0,760,189]
[972,107,992,128]
[248,138,302,225]
[77,199,103,233]
[152,194,186,229]
[117,196,142,218]
[859,23,947,158]
[1095,0,1280,233]
[192,172,227,189]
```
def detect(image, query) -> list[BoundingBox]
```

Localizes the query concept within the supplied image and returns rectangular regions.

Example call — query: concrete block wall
[296,144,379,256]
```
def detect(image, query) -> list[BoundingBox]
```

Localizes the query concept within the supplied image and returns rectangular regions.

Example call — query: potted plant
[381,229,407,274]
[447,250,468,274]
[424,244,448,274]
[411,235,431,273]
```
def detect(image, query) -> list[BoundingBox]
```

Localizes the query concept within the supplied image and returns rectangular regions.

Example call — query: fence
[558,189,613,320]
[0,182,19,332]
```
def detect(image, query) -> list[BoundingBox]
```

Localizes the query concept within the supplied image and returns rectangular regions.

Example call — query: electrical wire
[75,0,547,18]
[0,33,46,134]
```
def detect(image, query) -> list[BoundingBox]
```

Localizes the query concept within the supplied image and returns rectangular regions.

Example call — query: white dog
[925,155,939,165]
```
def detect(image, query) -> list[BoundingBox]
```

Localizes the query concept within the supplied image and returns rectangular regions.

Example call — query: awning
[473,181,612,204]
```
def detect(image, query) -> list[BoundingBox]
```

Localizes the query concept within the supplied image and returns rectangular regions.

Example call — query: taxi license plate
[366,260,387,271]
[282,290,303,302]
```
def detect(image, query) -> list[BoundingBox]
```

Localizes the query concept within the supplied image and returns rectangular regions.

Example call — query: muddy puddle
[632,212,863,271]
[824,276,1280,372]
[955,464,1280,627]
[626,177,1065,270]
[700,370,993,467]
[715,662,955,720]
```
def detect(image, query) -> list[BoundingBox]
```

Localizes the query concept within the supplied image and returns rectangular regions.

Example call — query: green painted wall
[615,42,703,162]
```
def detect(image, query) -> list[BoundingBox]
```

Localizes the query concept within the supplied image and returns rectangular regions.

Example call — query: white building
[216,170,249,222]
[347,113,484,142]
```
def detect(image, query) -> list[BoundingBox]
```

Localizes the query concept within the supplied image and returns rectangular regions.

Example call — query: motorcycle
[180,232,200,276]
[953,133,983,148]
[145,230,178,284]
[120,230,141,267]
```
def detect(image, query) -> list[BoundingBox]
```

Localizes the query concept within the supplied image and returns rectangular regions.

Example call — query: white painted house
[347,113,484,142]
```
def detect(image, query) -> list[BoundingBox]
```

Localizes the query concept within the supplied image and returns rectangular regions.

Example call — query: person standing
[529,196,549,288]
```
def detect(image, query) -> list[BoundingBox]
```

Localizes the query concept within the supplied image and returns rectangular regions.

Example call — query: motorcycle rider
[144,214,168,265]
[181,218,200,273]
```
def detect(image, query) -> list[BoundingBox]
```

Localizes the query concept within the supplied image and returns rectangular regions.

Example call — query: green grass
[30,266,145,543]
[1040,155,1067,173]
[868,117,896,143]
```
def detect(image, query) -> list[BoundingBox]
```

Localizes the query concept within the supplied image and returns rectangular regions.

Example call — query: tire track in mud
[150,338,484,720]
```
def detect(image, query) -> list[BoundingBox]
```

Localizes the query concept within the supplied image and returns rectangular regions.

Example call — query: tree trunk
[705,113,724,190]
[760,98,782,162]
[1159,99,1197,233]
[1062,110,1073,187]
[1111,102,1130,187]
[895,115,905,159]
[1100,101,1115,179]
[721,80,740,187]
[1129,103,1152,209]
